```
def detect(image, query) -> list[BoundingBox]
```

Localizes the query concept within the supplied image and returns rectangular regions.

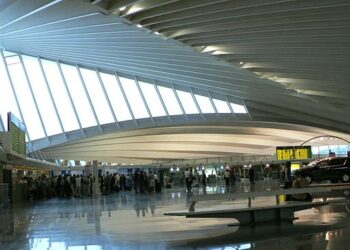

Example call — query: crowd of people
[19,171,164,200]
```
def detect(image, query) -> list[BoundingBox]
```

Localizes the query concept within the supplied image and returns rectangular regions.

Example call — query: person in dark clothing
[248,167,255,186]
[202,169,207,187]
[230,167,236,186]
[284,161,292,189]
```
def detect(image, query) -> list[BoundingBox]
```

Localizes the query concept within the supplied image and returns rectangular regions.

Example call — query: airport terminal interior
[1,0,350,249]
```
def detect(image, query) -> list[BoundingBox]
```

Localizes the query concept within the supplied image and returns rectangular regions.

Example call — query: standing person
[224,169,230,187]
[149,171,155,193]
[284,161,292,189]
[248,166,255,186]
[75,175,81,197]
[184,167,192,192]
[230,166,236,186]
[202,169,207,187]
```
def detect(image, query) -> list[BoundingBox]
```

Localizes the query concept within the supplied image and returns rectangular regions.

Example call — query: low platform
[164,201,329,225]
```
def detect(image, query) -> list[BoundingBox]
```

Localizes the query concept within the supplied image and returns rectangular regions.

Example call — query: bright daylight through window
[0,50,249,142]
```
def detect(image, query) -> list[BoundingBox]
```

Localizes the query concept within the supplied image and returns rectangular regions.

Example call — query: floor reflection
[1,184,350,249]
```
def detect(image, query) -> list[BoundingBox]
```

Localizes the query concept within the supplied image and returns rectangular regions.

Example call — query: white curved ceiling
[41,122,350,164]
[0,0,349,163]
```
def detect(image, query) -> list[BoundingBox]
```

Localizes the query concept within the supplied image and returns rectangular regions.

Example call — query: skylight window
[176,90,199,114]
[231,103,247,113]
[195,94,215,113]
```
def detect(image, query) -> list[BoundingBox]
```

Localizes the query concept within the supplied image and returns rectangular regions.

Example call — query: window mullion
[208,92,221,118]
[76,65,101,131]
[190,88,204,119]
[96,69,119,128]
[37,57,66,138]
[134,76,153,122]
[115,73,137,125]
[153,80,171,121]
[172,84,187,119]
[56,61,85,134]
[225,96,237,119]
[19,54,48,139]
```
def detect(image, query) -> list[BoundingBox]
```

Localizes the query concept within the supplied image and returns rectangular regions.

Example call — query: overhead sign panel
[276,146,312,161]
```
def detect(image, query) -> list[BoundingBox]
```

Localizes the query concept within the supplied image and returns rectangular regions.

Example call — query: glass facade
[0,50,250,142]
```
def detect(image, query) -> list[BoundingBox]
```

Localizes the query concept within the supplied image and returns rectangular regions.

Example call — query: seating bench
[187,187,330,212]
[164,187,330,225]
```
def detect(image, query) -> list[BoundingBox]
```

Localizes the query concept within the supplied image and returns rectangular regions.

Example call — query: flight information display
[7,112,26,157]
[276,146,312,161]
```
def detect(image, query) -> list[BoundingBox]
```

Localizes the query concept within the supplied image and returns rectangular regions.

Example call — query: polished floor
[1,181,350,249]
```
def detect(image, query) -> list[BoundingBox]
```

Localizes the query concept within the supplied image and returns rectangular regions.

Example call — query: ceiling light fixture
[137,24,143,28]
[240,61,244,65]
[154,31,160,35]
[119,6,126,11]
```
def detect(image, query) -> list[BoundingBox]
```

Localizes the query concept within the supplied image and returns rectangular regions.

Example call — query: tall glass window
[119,77,149,119]
[80,68,114,125]
[157,86,182,115]
[213,98,231,113]
[41,59,79,132]
[61,64,97,128]
[311,146,319,156]
[176,90,199,114]
[195,94,215,113]
[100,73,132,121]
[22,55,62,136]
[319,146,329,155]
[0,54,21,130]
[139,81,166,117]
[231,103,247,113]
[339,145,349,155]
[6,55,45,140]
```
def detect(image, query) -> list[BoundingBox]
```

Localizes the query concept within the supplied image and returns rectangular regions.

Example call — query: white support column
[92,160,101,196]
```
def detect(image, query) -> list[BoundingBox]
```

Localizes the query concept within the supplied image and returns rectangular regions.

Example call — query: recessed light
[239,61,244,65]
[119,6,126,11]
[154,31,160,35]
[273,76,277,79]
[137,24,143,28]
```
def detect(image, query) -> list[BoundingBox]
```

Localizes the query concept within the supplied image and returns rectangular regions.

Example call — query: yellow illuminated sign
[276,146,312,161]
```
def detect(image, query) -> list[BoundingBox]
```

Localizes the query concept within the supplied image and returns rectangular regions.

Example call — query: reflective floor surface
[1,182,350,249]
